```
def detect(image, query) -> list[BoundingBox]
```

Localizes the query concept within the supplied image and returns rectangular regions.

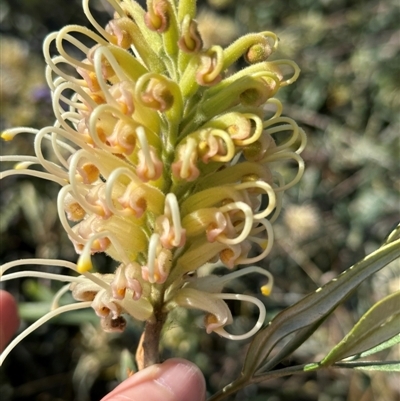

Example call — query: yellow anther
[205,313,219,326]
[80,163,100,184]
[119,101,128,115]
[220,248,235,267]
[198,141,208,152]
[68,202,86,221]
[227,124,239,136]
[92,237,111,251]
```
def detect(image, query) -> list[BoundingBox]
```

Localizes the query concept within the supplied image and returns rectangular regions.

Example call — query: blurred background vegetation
[1,0,399,400]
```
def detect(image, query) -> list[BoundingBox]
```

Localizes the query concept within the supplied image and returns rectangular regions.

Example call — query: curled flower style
[0,0,306,365]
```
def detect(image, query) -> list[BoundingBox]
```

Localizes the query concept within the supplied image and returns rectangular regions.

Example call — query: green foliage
[209,230,400,400]
[247,238,400,375]
[320,291,400,366]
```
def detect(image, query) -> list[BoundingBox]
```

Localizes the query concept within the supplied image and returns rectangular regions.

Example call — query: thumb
[0,290,20,352]
[101,358,206,401]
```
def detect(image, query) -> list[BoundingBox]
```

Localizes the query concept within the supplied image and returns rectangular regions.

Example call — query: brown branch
[136,307,167,370]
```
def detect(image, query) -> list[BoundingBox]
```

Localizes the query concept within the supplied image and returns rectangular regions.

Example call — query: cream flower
[0,0,306,365]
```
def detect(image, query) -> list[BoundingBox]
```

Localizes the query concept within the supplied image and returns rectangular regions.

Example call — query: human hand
[101,358,206,401]
[0,290,20,352]
[0,291,206,401]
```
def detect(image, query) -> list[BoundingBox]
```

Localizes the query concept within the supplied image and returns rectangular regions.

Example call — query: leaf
[353,363,400,372]
[334,361,400,372]
[259,319,327,373]
[384,223,400,245]
[359,333,400,358]
[241,238,400,378]
[320,291,400,366]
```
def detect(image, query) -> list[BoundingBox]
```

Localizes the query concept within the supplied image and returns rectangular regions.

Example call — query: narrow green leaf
[241,239,400,378]
[258,318,328,373]
[384,223,400,245]
[320,291,400,366]
[359,333,400,358]
[354,363,400,372]
[334,361,400,372]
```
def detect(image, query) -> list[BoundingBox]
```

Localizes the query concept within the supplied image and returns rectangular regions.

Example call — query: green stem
[207,364,312,401]
[207,375,248,401]
[251,363,312,384]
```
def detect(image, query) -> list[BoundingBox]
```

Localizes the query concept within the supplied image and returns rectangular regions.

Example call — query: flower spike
[1,0,306,363]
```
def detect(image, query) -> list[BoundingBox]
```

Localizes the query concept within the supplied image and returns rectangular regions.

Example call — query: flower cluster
[0,0,305,364]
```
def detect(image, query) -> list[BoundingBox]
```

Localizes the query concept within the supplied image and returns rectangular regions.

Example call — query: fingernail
[100,358,206,401]
[155,358,206,401]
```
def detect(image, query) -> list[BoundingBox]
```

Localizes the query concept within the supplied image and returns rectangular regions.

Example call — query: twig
[137,306,167,369]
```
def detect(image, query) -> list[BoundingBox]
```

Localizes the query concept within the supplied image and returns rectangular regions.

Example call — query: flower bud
[244,41,273,64]
[106,18,135,49]
[196,46,224,86]
[144,0,169,33]
[178,15,203,53]
[137,75,175,112]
